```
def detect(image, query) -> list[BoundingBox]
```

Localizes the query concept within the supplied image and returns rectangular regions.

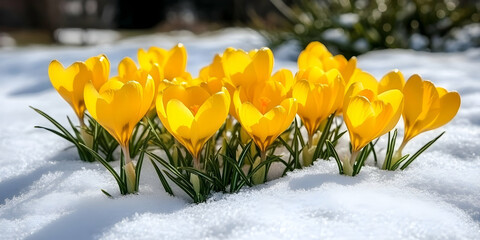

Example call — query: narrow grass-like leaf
[146,152,184,177]
[80,143,126,194]
[353,145,370,176]
[31,107,76,140]
[101,189,113,198]
[370,142,378,165]
[163,171,195,199]
[150,159,174,196]
[313,113,335,160]
[181,167,222,188]
[134,134,150,191]
[222,154,252,192]
[326,140,343,174]
[384,130,398,170]
[230,141,252,192]
[390,154,410,171]
[401,132,445,170]
[34,126,72,143]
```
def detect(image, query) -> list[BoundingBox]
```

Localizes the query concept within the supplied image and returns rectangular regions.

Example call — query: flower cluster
[35,41,460,201]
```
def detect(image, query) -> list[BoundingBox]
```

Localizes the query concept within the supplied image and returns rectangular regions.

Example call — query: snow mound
[1,28,479,239]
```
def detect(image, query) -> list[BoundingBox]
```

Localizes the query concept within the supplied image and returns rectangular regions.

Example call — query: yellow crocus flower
[48,60,91,123]
[378,69,405,94]
[138,43,192,81]
[222,47,273,88]
[199,47,276,120]
[298,41,357,84]
[234,80,298,157]
[292,67,345,139]
[84,77,155,192]
[156,85,230,168]
[84,54,110,91]
[343,82,404,175]
[113,57,162,114]
[397,74,460,154]
[272,69,294,96]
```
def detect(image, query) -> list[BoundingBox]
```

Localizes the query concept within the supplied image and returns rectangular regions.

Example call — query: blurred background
[0,0,479,57]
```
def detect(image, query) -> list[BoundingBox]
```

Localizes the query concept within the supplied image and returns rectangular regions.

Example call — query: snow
[1,28,480,239]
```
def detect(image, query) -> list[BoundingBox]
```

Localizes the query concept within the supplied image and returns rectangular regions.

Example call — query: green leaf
[353,145,371,176]
[400,132,445,170]
[150,159,174,196]
[326,140,343,174]
[34,126,72,143]
[384,130,398,170]
[313,113,335,160]
[163,171,195,200]
[101,189,113,198]
[31,106,76,140]
[135,134,150,191]
[80,143,127,194]
[222,154,252,192]
[230,141,253,192]
[390,154,410,171]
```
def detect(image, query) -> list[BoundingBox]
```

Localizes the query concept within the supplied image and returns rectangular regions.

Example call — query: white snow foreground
[0,28,479,240]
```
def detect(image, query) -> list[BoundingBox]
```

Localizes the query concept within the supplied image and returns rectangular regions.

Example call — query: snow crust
[1,28,479,239]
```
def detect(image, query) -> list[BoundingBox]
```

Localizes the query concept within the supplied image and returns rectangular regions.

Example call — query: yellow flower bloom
[84,77,155,148]
[292,67,345,138]
[401,74,460,144]
[84,54,110,90]
[156,85,230,166]
[84,76,154,193]
[138,43,192,81]
[272,69,294,96]
[234,80,298,154]
[113,57,162,113]
[344,83,404,153]
[343,83,403,175]
[199,54,225,81]
[199,47,277,119]
[298,41,357,83]
[48,60,91,122]
[222,47,273,88]
[378,69,405,94]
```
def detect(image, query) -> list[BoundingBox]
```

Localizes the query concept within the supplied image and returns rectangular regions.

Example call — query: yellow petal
[118,57,138,82]
[192,90,230,144]
[85,54,110,90]
[341,56,357,83]
[166,98,194,140]
[244,47,273,85]
[238,101,263,134]
[426,91,460,131]
[345,96,374,129]
[377,89,404,134]
[139,76,155,119]
[165,43,187,80]
[292,80,311,107]
[378,69,405,94]
[347,70,378,95]
[402,74,424,123]
[84,82,101,119]
[96,81,143,146]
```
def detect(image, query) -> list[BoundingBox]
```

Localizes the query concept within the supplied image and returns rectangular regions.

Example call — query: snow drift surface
[0,29,479,240]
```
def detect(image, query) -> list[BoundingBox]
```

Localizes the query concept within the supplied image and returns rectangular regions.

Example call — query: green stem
[349,151,359,166]
[308,134,313,148]
[193,156,202,171]
[121,145,136,193]
[393,139,408,162]
[261,150,266,162]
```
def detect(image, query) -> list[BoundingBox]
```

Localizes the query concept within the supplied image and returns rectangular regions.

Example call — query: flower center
[259,96,271,114]
[189,104,200,116]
